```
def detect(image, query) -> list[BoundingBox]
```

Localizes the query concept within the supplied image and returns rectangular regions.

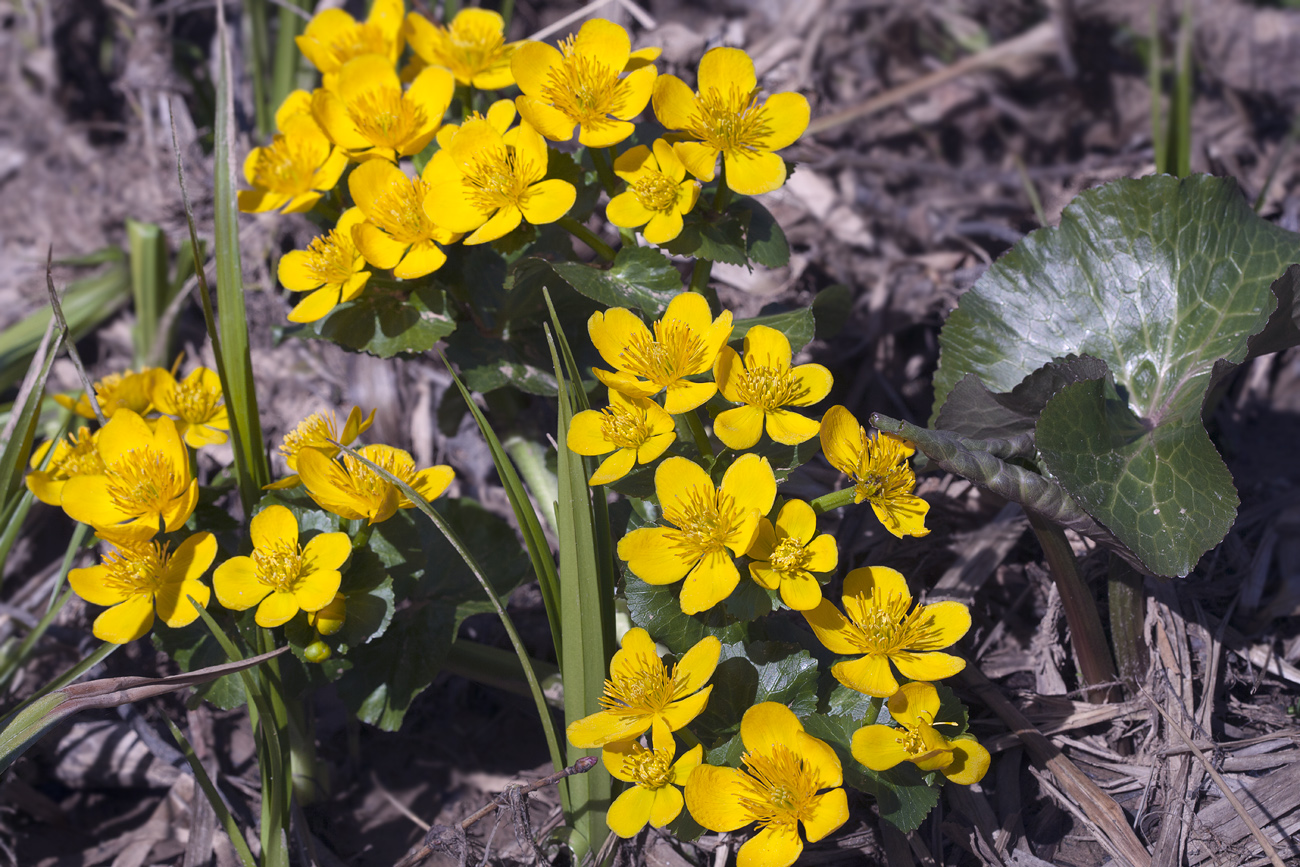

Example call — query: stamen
[619,320,709,385]
[370,178,438,244]
[736,745,822,830]
[105,448,185,517]
[252,538,305,592]
[600,404,652,450]
[171,379,223,424]
[686,85,774,155]
[100,542,170,596]
[301,229,359,285]
[541,38,625,126]
[281,413,340,462]
[735,364,810,412]
[323,22,389,69]
[632,172,679,213]
[599,653,683,717]
[767,537,811,574]
[348,88,426,149]
[462,146,538,213]
[251,135,322,194]
[621,743,675,789]
[663,488,743,560]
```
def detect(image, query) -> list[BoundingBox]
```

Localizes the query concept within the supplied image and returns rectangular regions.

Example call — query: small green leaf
[698,643,820,765]
[623,576,750,657]
[543,246,683,316]
[732,306,815,354]
[307,283,456,358]
[934,356,1110,439]
[737,198,790,268]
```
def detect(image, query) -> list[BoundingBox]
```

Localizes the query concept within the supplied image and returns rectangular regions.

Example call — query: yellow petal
[887,682,941,728]
[654,138,686,182]
[279,249,324,292]
[747,518,777,561]
[804,534,838,574]
[610,64,657,121]
[606,786,655,838]
[698,47,756,95]
[872,493,932,538]
[463,207,520,245]
[93,595,155,644]
[851,723,911,771]
[256,591,300,628]
[802,787,848,843]
[740,702,804,757]
[662,380,716,414]
[721,454,776,517]
[714,405,764,450]
[573,18,630,67]
[738,825,803,867]
[713,345,744,402]
[171,531,219,583]
[590,449,636,485]
[684,765,752,832]
[787,362,833,407]
[410,465,455,504]
[819,405,863,476]
[394,240,447,279]
[636,428,674,464]
[593,368,661,400]
[675,141,719,182]
[892,650,967,682]
[577,118,635,148]
[613,144,654,181]
[425,180,490,234]
[649,784,683,828]
[943,736,991,785]
[312,89,370,151]
[511,40,562,97]
[251,504,298,551]
[742,324,791,371]
[602,740,640,782]
[566,709,647,748]
[915,600,972,648]
[567,410,614,455]
[338,53,401,105]
[155,578,210,628]
[756,91,811,152]
[679,550,737,615]
[801,599,859,654]
[69,565,129,607]
[520,179,576,225]
[213,557,271,611]
[778,572,822,611]
[302,531,352,573]
[349,158,407,218]
[618,526,693,585]
[655,456,713,517]
[764,409,820,445]
[294,568,342,613]
[674,634,721,695]
[652,75,698,131]
[406,65,456,124]
[161,480,200,534]
[774,499,816,545]
[289,287,342,324]
[515,96,576,142]
[589,307,652,373]
[842,565,911,611]
[832,654,898,698]
[724,151,787,196]
[61,475,132,530]
[606,191,653,229]
[642,212,684,245]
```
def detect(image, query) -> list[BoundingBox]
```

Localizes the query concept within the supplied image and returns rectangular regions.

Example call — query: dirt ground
[4,0,1300,864]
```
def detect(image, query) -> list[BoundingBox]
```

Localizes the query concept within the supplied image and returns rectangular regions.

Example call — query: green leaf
[698,643,820,765]
[663,209,749,266]
[307,283,456,358]
[935,356,1110,440]
[736,198,790,268]
[542,246,683,316]
[623,576,750,657]
[732,306,816,354]
[931,174,1300,576]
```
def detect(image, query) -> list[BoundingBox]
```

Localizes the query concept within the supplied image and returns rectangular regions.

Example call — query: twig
[526,0,654,42]
[46,248,106,425]
[392,757,598,867]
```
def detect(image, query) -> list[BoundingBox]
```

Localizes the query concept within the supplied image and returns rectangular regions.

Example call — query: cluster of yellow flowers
[239,3,809,325]
[30,369,452,644]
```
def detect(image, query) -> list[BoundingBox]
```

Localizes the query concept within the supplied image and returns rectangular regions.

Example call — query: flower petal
[619,526,693,585]
[213,557,271,611]
[643,212,684,245]
[155,578,210,628]
[611,63,656,121]
[851,724,911,771]
[662,380,716,414]
[714,405,764,451]
[60,475,132,530]
[738,825,803,867]
[302,531,352,574]
[352,223,407,270]
[872,493,931,539]
[888,681,941,728]
[802,787,849,843]
[256,591,301,628]
[655,456,714,517]
[775,499,816,545]
[804,534,838,574]
[819,405,862,477]
[679,550,738,615]
[636,429,674,464]
[674,634,721,695]
[590,449,636,486]
[567,410,613,455]
[613,144,654,180]
[757,91,811,152]
[520,179,576,225]
[721,454,777,517]
[606,785,655,838]
[649,784,684,828]
[801,599,861,655]
[251,504,298,551]
[606,191,654,229]
[573,18,630,68]
[843,565,911,611]
[93,595,155,644]
[515,96,576,142]
[724,151,788,196]
[943,736,992,785]
[589,307,652,374]
[410,465,455,504]
[674,142,719,182]
[511,40,561,96]
[289,286,343,324]
[832,654,898,698]
[294,569,342,613]
[69,565,129,606]
[578,119,635,148]
[566,709,647,749]
[779,572,822,611]
[684,765,752,832]
[787,362,833,406]
[652,75,698,131]
[394,240,447,278]
[891,650,967,682]
[742,324,791,371]
[698,47,756,95]
[741,702,804,757]
[914,600,972,648]
[764,409,821,445]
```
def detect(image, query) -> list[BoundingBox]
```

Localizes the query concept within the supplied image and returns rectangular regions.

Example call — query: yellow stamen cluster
[542,39,624,127]
[620,321,709,386]
[348,89,427,149]
[99,542,169,596]
[733,364,811,412]
[462,148,540,212]
[600,655,682,717]
[249,136,319,195]
[280,412,342,462]
[370,179,438,244]
[688,85,774,155]
[737,745,824,830]
[599,404,653,450]
[171,378,223,424]
[105,449,184,516]
[664,489,742,559]
[299,231,358,286]
[251,539,306,593]
[768,537,812,574]
[51,429,107,478]
[619,743,674,789]
[852,589,947,654]
[852,435,918,506]
[631,172,679,212]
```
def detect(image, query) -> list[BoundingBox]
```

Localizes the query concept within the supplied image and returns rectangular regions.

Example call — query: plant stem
[865,695,885,725]
[590,146,619,197]
[1025,512,1118,703]
[688,258,720,313]
[811,488,856,515]
[558,216,616,261]
[685,409,714,461]
[1107,553,1148,688]
[712,161,734,213]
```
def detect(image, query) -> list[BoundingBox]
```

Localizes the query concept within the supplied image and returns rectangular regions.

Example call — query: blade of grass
[0,317,61,512]
[127,219,171,368]
[162,715,258,867]
[270,0,311,111]
[245,0,273,137]
[5,642,118,719]
[1149,5,1166,176]
[1168,0,1193,177]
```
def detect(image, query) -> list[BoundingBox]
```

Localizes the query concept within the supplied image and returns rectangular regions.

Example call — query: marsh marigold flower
[55,368,160,420]
[686,703,848,867]
[313,56,454,162]
[566,389,675,486]
[511,18,656,147]
[149,366,228,449]
[606,140,700,245]
[26,428,105,506]
[747,499,837,611]
[213,505,350,628]
[567,628,720,748]
[851,682,990,785]
[61,411,199,544]
[714,325,831,450]
[238,91,347,214]
[820,405,929,538]
[349,158,458,279]
[279,208,371,324]
[69,532,217,644]
[265,406,376,491]
[404,8,519,90]
[423,117,575,244]
[588,292,732,415]
[804,566,971,697]
[297,443,454,525]
[653,47,809,196]
[296,0,404,80]
[603,736,702,838]
[618,454,776,615]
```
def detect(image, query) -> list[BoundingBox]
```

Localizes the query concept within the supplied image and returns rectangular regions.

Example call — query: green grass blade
[270,0,310,111]
[0,319,62,510]
[162,716,258,867]
[437,352,564,658]
[127,219,171,367]
[1168,0,1193,177]
[245,0,273,137]
[214,2,272,511]
[1149,5,1166,176]
[4,642,118,720]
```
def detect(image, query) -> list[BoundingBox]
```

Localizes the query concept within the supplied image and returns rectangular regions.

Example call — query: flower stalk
[558,216,616,261]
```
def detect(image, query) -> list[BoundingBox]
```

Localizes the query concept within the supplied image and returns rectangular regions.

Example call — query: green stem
[163,717,259,867]
[558,216,616,261]
[811,488,856,515]
[865,695,885,725]
[1025,512,1118,702]
[351,522,373,550]
[712,161,734,213]
[1107,554,1148,688]
[688,258,720,314]
[590,146,619,197]
[457,84,472,122]
[685,410,714,461]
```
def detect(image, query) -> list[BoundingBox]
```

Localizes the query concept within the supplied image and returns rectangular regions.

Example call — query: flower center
[447,19,506,75]
[302,228,360,286]
[94,372,153,417]
[622,743,675,789]
[340,445,417,505]
[462,146,537,214]
[52,429,106,479]
[323,22,389,70]
[663,487,743,559]
[619,320,709,386]
[250,134,324,195]
[252,538,306,593]
[600,404,653,450]
[105,448,186,519]
[737,745,823,830]
[735,364,808,412]
[172,379,223,425]
[767,536,811,574]
[852,434,915,504]
[541,38,625,127]
[370,178,439,245]
[632,172,679,213]
[281,413,342,467]
[347,87,426,149]
[100,542,170,596]
[689,85,774,156]
[600,654,683,718]
[849,589,941,654]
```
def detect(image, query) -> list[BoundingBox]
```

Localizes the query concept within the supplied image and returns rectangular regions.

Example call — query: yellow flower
[618,454,776,615]
[265,406,376,490]
[238,92,348,214]
[566,389,675,486]
[803,566,971,697]
[69,532,217,644]
[297,443,454,524]
[422,117,576,244]
[308,592,347,635]
[685,703,848,867]
[312,56,454,162]
[55,368,161,420]
[60,411,199,544]
[26,428,105,506]
[606,140,700,244]
[212,505,350,628]
[588,292,733,414]
[295,0,404,80]
[603,736,703,838]
[279,208,371,324]
[567,628,720,748]
[348,158,459,279]
[851,682,990,785]
[652,47,810,196]
[511,18,657,147]
[148,366,228,449]
[404,8,519,90]
[819,405,929,538]
[714,325,832,450]
[746,500,837,611]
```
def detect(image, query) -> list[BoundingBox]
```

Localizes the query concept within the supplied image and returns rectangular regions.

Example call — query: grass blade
[127,219,171,367]
[162,716,258,867]
[0,318,61,512]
